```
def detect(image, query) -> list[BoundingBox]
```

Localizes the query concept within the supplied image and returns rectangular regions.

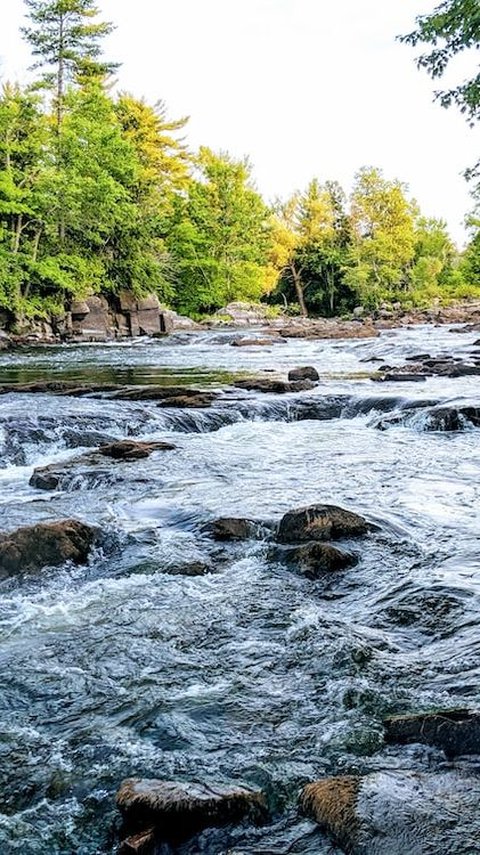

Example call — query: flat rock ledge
[384,709,480,758]
[300,769,480,855]
[30,440,176,491]
[0,519,97,577]
[116,778,267,848]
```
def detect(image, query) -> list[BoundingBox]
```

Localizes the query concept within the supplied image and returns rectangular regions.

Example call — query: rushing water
[0,325,479,854]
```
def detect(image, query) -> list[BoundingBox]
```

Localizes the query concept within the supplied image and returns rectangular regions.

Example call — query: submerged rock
[277,504,371,544]
[202,517,269,541]
[230,337,285,347]
[233,378,315,394]
[30,440,175,491]
[108,385,219,403]
[116,778,267,843]
[156,393,216,408]
[270,542,358,578]
[288,366,320,382]
[383,709,480,758]
[0,519,97,577]
[300,769,480,855]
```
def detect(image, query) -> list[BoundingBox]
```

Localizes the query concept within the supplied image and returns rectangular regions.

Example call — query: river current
[0,324,479,854]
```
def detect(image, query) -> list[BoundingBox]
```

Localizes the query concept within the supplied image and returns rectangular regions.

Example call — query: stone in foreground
[300,769,480,855]
[288,366,320,382]
[116,779,267,843]
[271,542,358,577]
[383,709,480,758]
[0,520,97,577]
[277,504,371,544]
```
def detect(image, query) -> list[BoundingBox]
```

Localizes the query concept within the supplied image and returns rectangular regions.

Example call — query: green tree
[168,148,271,314]
[401,1,480,122]
[345,167,416,307]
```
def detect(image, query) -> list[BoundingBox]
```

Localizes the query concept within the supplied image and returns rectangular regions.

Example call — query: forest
[1,0,480,325]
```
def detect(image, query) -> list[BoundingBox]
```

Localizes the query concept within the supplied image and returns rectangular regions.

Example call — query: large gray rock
[277,504,371,544]
[0,520,97,577]
[70,296,113,341]
[300,769,480,854]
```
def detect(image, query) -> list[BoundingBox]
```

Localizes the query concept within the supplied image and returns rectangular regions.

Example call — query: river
[0,324,479,854]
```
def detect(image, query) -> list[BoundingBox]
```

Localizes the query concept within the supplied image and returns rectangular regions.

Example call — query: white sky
[1,0,479,245]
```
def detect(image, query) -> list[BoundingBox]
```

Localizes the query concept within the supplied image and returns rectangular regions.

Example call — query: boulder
[0,520,97,577]
[373,373,427,383]
[288,366,320,382]
[270,542,358,578]
[116,779,267,842]
[300,770,480,855]
[277,504,371,544]
[98,440,175,460]
[383,709,480,758]
[203,517,266,541]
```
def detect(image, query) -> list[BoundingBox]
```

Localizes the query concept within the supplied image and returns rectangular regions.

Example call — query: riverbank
[1,297,480,349]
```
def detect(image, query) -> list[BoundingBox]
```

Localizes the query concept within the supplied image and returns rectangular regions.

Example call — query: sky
[1,0,478,245]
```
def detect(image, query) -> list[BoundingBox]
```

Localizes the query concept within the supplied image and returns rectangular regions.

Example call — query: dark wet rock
[375,404,480,432]
[118,828,155,855]
[230,337,285,347]
[233,378,294,394]
[0,380,119,396]
[98,440,176,460]
[203,517,269,542]
[270,542,358,578]
[301,769,480,855]
[277,504,371,544]
[233,378,315,394]
[0,519,97,577]
[405,353,431,361]
[165,561,214,577]
[30,441,174,491]
[157,393,216,409]
[288,366,320,382]
[108,386,218,403]
[372,372,427,383]
[116,779,267,843]
[383,709,480,758]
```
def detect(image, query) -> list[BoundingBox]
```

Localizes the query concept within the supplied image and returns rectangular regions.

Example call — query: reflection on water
[0,324,479,853]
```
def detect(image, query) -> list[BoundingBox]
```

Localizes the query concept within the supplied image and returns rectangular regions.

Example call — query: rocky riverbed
[0,322,480,854]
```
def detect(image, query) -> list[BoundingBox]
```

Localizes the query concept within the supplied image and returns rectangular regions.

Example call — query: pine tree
[22,0,117,130]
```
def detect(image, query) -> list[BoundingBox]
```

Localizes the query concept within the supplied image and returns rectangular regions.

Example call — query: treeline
[0,0,479,326]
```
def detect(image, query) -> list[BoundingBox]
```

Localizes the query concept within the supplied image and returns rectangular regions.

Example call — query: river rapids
[0,324,479,854]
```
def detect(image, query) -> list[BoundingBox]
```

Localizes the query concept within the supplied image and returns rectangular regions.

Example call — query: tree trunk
[12,214,23,254]
[291,263,308,317]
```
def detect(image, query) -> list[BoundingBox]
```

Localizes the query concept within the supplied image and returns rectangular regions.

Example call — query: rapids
[0,323,479,854]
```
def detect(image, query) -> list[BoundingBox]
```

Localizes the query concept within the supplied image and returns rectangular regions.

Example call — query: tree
[22,0,117,130]
[401,1,480,122]
[345,167,416,307]
[168,148,271,314]
[270,180,353,316]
